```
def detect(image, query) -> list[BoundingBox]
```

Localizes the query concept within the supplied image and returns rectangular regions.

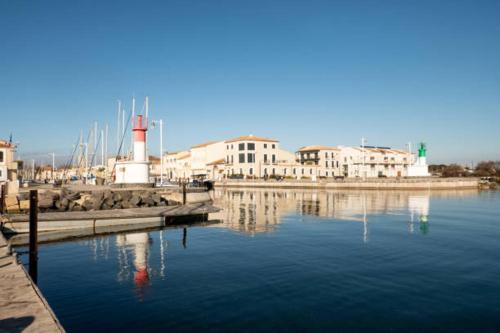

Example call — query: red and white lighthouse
[133,114,147,162]
[115,97,151,185]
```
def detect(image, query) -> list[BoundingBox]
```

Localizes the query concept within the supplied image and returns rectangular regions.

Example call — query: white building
[161,134,424,181]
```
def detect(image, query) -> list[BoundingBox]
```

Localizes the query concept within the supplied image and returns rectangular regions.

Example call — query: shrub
[442,164,465,177]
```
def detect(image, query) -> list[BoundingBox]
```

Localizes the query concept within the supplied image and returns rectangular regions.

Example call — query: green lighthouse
[418,143,426,158]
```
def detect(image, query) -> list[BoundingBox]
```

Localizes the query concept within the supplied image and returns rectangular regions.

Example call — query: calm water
[17,189,500,333]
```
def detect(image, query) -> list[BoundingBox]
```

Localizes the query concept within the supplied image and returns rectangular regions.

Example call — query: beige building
[224,135,284,178]
[164,151,191,181]
[0,139,19,193]
[190,141,226,179]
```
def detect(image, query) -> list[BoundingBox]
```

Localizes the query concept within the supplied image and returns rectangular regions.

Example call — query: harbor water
[16,189,500,332]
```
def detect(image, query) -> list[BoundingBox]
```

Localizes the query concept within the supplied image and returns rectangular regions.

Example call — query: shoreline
[215,177,480,190]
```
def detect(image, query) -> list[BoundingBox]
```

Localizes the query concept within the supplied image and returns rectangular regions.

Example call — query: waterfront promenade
[0,233,64,333]
[216,177,479,190]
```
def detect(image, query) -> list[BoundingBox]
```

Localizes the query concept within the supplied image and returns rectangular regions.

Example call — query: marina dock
[2,202,220,234]
[0,233,64,332]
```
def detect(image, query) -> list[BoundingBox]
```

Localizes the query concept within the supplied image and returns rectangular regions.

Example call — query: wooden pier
[0,233,64,332]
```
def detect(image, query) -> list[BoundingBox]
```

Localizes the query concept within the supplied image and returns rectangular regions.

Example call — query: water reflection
[212,188,479,237]
[114,231,167,299]
[74,189,477,298]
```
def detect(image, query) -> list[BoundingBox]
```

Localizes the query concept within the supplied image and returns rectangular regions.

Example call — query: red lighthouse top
[133,115,147,142]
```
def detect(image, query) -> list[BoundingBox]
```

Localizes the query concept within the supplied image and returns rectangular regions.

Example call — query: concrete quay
[215,177,480,190]
[0,233,64,333]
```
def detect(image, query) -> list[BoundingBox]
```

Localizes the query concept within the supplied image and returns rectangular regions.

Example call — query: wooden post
[182,227,187,248]
[0,184,5,214]
[182,182,187,205]
[29,189,38,284]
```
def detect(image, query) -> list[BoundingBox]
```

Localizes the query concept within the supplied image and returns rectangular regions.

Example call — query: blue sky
[1,0,499,164]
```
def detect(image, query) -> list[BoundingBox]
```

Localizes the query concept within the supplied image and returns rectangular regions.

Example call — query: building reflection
[213,188,479,238]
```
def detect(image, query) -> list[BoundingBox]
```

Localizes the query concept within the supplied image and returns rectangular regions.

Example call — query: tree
[442,164,465,177]
[474,161,497,177]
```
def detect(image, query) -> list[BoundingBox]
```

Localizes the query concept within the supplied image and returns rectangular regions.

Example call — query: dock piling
[0,183,5,214]
[182,182,187,205]
[29,189,38,284]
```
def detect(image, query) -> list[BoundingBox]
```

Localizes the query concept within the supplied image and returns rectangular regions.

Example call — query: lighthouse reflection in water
[114,231,168,299]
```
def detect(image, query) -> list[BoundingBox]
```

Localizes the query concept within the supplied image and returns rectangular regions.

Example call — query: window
[302,169,304,175]
[264,154,268,163]
[264,168,268,175]
[293,168,296,175]
[272,168,275,175]
[249,168,253,175]
[239,153,245,163]
[226,145,229,150]
[310,169,312,175]
[284,168,287,175]
[264,143,267,149]
[247,153,255,163]
[231,155,234,163]
[272,144,275,149]
[240,168,243,174]
[336,161,339,168]
[272,154,276,163]
[326,171,329,176]
[0,151,3,163]
[325,161,328,167]
[325,152,328,158]
[231,144,233,149]
[238,143,245,151]
[331,152,334,158]
[370,156,375,160]
[248,143,255,150]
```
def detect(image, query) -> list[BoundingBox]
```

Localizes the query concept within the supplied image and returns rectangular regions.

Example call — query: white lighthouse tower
[407,142,430,177]
[114,98,151,185]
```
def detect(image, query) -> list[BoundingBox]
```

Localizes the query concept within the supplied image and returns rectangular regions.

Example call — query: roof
[191,140,222,149]
[225,135,278,144]
[177,152,191,160]
[298,145,340,152]
[148,155,160,162]
[0,140,13,148]
[207,158,225,166]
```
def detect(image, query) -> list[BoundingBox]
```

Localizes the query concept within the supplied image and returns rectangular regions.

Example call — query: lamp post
[151,119,164,185]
